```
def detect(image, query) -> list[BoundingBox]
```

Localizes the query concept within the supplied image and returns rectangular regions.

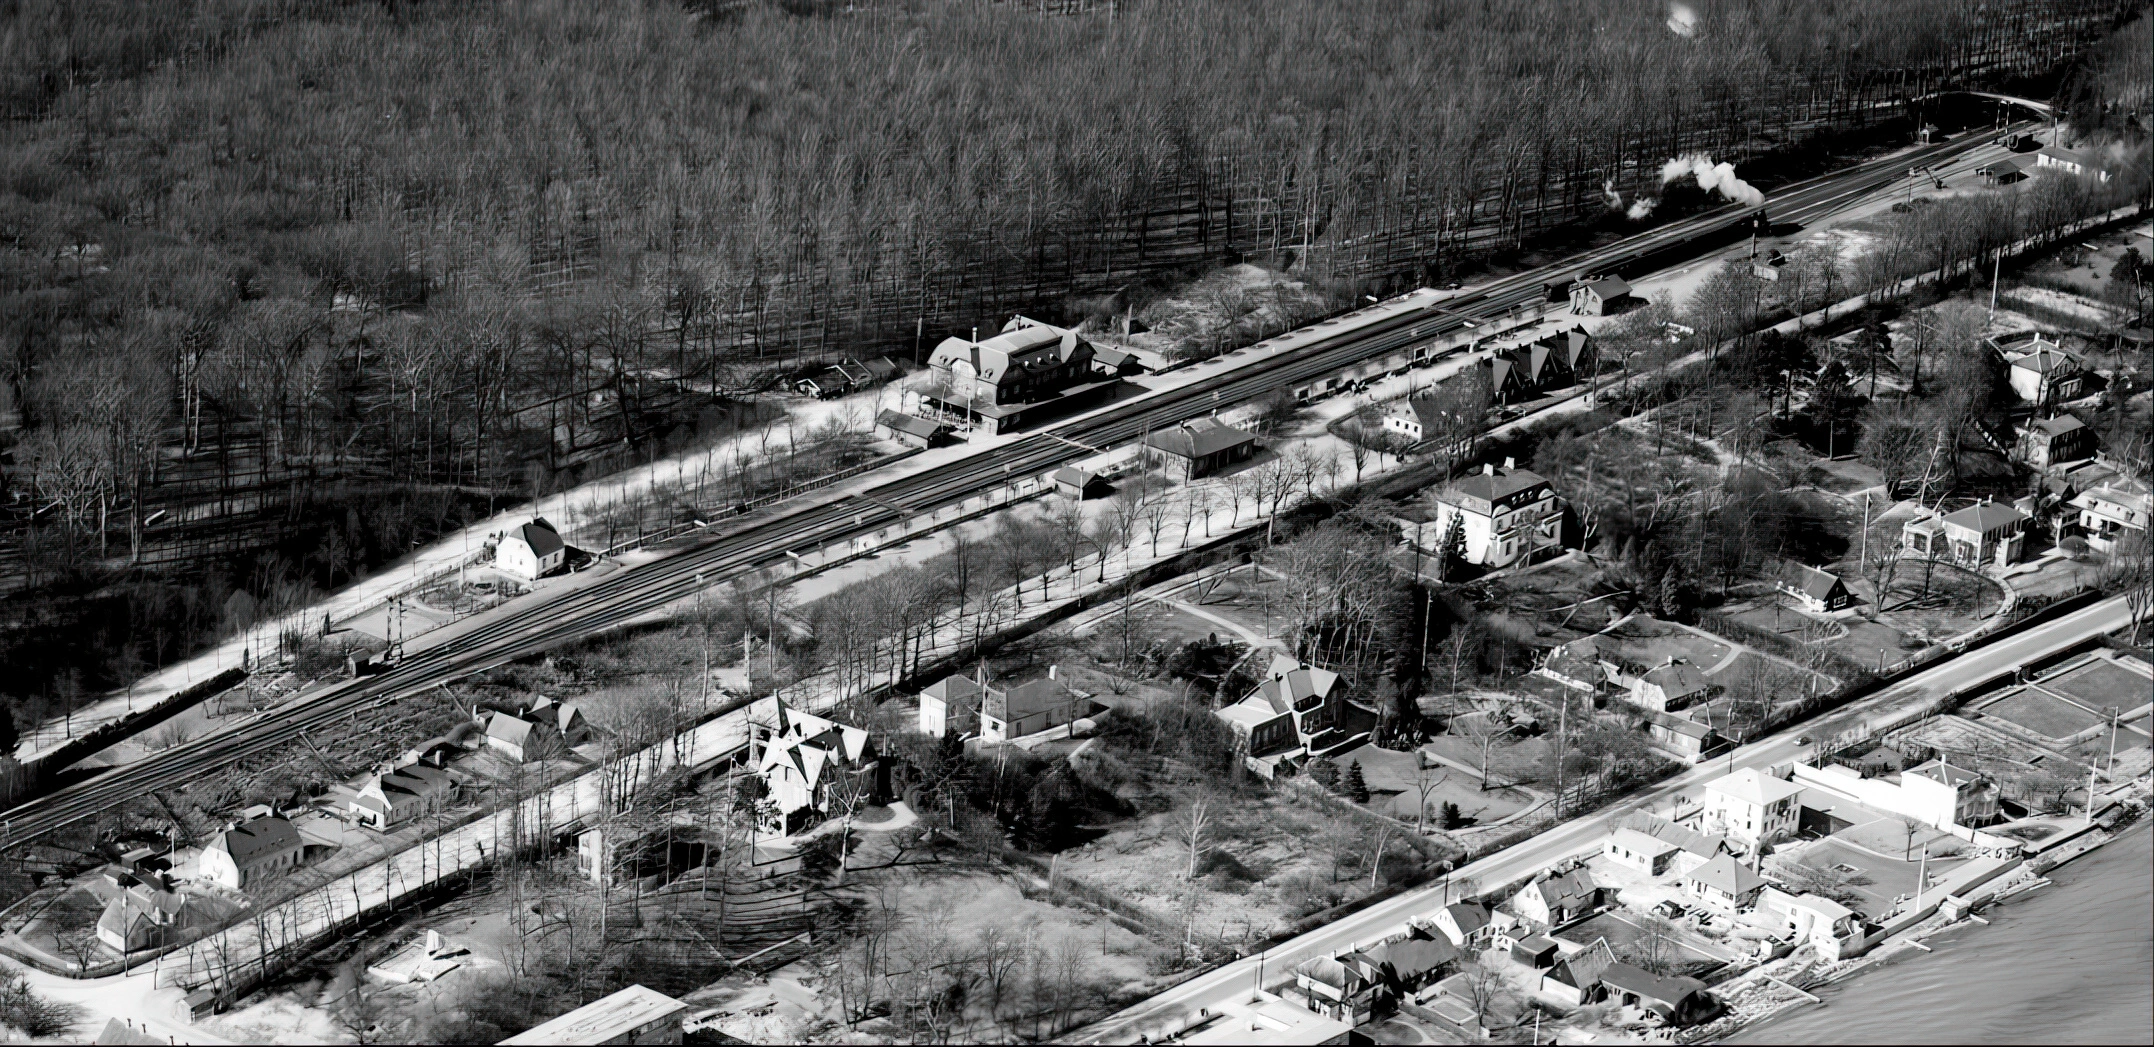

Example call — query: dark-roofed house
[923,316,1105,433]
[1628,658,1712,713]
[1595,963,1716,1025]
[1903,500,2028,568]
[1538,635,1617,692]
[875,409,955,448]
[1291,955,1378,1026]
[498,518,566,580]
[1144,418,1259,480]
[1683,853,1767,911]
[1638,707,1721,758]
[755,699,881,835]
[484,711,564,763]
[1091,344,1146,376]
[980,667,1100,743]
[798,357,899,398]
[96,880,192,953]
[1776,565,1852,614]
[1423,464,1563,569]
[1429,901,1496,948]
[1213,655,1345,777]
[2005,340,2084,406]
[1569,276,1634,316]
[2014,414,2095,469]
[197,812,304,889]
[351,763,460,831]
[1540,938,1617,1007]
[1511,868,1605,928]
[917,675,986,737]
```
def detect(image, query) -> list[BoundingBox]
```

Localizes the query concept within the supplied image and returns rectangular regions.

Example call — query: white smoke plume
[1660,153,1765,207]
[1627,198,1658,220]
[1666,1,1699,37]
[1601,180,1624,209]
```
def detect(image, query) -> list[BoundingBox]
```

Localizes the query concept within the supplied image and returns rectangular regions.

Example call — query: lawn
[1604,616,1731,671]
[2040,659,2154,713]
[1332,742,1536,828]
[1059,785,1436,945]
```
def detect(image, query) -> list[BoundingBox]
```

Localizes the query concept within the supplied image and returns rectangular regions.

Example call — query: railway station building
[920,316,1121,434]
[1142,418,1258,480]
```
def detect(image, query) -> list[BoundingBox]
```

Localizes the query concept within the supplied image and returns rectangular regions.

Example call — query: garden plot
[2038,657,2154,715]
[1603,617,1732,672]
[1977,688,2109,743]
[1333,742,1536,828]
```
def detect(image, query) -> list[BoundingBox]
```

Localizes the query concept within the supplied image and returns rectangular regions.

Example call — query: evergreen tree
[1658,564,1691,621]
[1345,760,1370,804]
[1440,801,1463,829]
[1437,512,1468,581]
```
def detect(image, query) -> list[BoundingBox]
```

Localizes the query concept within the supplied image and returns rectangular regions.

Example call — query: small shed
[1776,564,1852,613]
[1051,466,1104,499]
[1569,276,1634,316]
[1511,934,1560,969]
[875,409,954,448]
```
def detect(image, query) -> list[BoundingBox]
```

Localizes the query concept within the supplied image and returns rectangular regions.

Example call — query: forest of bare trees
[0,0,2140,725]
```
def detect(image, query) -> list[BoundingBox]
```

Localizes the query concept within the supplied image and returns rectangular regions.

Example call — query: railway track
[0,125,2019,850]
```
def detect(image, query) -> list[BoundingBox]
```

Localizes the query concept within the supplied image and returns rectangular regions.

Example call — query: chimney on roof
[1484,464,1496,476]
[1048,665,1058,680]
[1504,457,1516,470]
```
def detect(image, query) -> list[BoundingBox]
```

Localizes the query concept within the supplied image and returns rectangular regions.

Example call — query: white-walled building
[197,808,304,889]
[1701,768,1801,851]
[1409,463,1563,569]
[497,518,566,580]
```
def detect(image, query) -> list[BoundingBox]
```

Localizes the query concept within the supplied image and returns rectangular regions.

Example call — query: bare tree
[1174,789,1217,881]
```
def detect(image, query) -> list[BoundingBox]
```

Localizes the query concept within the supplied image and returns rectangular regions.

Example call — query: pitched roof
[1641,660,1710,700]
[1547,938,1617,988]
[1441,901,1491,935]
[1294,955,1355,990]
[1252,657,1341,714]
[1578,276,1632,300]
[1371,936,1456,979]
[1597,962,1706,1004]
[1788,891,1855,921]
[1783,564,1847,601]
[209,816,300,867]
[1435,468,1551,517]
[2028,414,2086,437]
[920,676,985,707]
[1609,827,1681,858]
[1144,417,1256,460]
[2010,345,2079,375]
[486,713,538,747]
[1939,502,2029,533]
[1050,466,1098,488]
[1527,868,1599,907]
[512,518,564,558]
[1638,707,1714,741]
[1619,814,1729,859]
[875,410,949,439]
[987,677,1088,722]
[1706,767,1802,808]
[1905,759,1990,789]
[1686,853,1765,896]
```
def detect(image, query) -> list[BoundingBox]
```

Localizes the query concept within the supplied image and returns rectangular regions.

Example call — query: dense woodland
[0,0,2144,726]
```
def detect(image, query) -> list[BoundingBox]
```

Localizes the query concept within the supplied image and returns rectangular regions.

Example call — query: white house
[2001,337,2084,406]
[1701,768,1801,851]
[754,700,879,835]
[1412,463,1564,569]
[1682,853,1767,911]
[1603,827,1682,876]
[1428,901,1496,948]
[350,764,459,831]
[1756,888,1864,959]
[497,518,566,580]
[1627,658,1711,713]
[917,675,986,737]
[197,808,304,889]
[2070,485,2149,553]
[1510,868,1604,928]
[2033,144,2112,182]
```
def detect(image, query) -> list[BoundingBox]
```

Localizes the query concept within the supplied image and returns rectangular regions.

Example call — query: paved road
[1074,594,2133,1043]
[0,125,2023,849]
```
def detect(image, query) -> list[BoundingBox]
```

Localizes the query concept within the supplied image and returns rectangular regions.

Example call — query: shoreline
[1686,794,2150,1045]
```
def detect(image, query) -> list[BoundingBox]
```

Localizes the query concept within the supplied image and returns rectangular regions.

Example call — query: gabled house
[497,518,566,580]
[96,879,191,953]
[1418,463,1564,569]
[1539,938,1618,1008]
[1428,901,1496,948]
[1144,418,1259,481]
[1617,813,1730,866]
[350,763,459,831]
[1569,276,1634,316]
[917,675,986,738]
[1682,853,1766,911]
[1628,658,1711,713]
[924,316,1104,432]
[1538,635,1617,692]
[1637,707,1721,758]
[2014,414,2095,469]
[753,700,881,835]
[2069,485,2149,553]
[1213,655,1346,777]
[1776,565,1852,614]
[197,809,304,889]
[1511,868,1604,928]
[1900,759,2002,829]
[1902,500,2028,568]
[1291,955,1378,1026]
[482,697,591,763]
[1603,827,1683,876]
[2033,143,2113,182]
[1594,964,1716,1025]
[875,409,955,448]
[797,357,899,399]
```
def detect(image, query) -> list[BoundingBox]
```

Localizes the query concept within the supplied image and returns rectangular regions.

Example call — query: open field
[1605,617,1732,671]
[1979,688,2109,741]
[1335,742,1536,828]
[2041,659,2154,713]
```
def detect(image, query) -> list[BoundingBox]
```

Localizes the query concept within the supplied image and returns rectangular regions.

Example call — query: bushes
[0,972,77,1038]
